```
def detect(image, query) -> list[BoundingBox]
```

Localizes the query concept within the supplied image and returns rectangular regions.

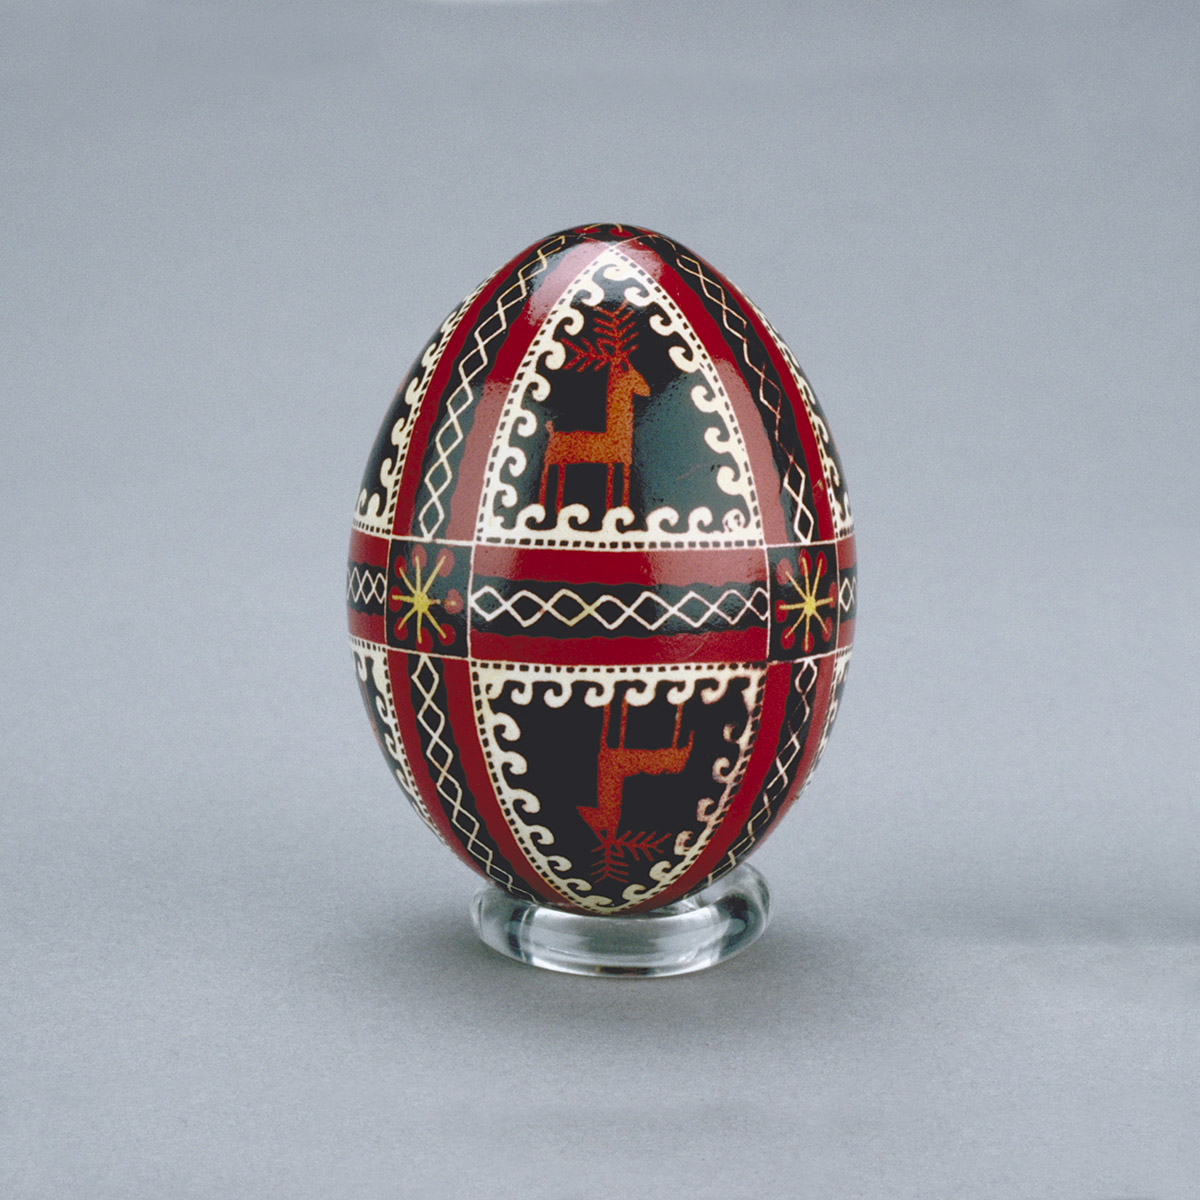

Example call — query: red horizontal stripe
[469,628,768,666]
[348,528,389,568]
[471,545,768,588]
[347,609,385,643]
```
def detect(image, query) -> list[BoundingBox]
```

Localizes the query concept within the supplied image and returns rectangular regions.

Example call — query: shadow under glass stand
[470,864,770,977]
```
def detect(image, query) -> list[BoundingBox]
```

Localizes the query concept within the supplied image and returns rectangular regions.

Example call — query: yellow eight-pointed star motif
[776,550,836,654]
[389,545,462,651]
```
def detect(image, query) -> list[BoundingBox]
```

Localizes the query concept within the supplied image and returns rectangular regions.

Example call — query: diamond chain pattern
[470,584,770,633]
[346,564,387,607]
[409,653,532,899]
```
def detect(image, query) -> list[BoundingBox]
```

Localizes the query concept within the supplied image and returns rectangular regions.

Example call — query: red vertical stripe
[619,241,793,545]
[446,242,609,541]
[385,650,486,880]
[390,245,535,539]
[757,655,835,835]
[735,297,837,542]
[631,659,793,911]
[438,658,570,906]
[836,532,857,650]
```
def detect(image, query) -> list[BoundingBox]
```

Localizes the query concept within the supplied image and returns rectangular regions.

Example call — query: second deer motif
[577,695,694,849]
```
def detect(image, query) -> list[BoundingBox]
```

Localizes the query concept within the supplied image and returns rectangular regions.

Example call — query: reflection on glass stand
[471,864,769,978]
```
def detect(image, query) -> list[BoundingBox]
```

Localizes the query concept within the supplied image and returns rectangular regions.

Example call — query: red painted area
[619,240,792,545]
[471,544,768,589]
[633,659,793,911]
[390,249,530,539]
[755,654,835,835]
[438,659,568,906]
[836,532,856,649]
[736,298,836,542]
[348,527,389,567]
[349,226,856,914]
[347,609,385,643]
[385,650,485,880]
[469,628,769,667]
[446,242,609,541]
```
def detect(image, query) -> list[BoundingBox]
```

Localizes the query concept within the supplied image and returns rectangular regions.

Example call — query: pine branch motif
[560,303,639,373]
[593,830,671,882]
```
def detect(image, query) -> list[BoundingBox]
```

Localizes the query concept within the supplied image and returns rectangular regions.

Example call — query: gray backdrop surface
[2,2,1197,1196]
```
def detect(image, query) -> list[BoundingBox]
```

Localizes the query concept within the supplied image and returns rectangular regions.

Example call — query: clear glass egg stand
[470,863,769,977]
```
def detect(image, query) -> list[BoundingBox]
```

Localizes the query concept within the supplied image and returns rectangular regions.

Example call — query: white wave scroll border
[469,661,765,913]
[475,247,764,549]
[353,280,485,539]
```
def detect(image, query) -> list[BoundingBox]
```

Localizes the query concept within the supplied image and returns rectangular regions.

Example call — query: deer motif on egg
[348,224,855,915]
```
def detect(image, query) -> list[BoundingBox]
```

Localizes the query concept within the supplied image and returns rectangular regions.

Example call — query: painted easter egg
[348,223,855,914]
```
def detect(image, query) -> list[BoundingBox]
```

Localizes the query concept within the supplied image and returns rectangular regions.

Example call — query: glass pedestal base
[470,864,770,977]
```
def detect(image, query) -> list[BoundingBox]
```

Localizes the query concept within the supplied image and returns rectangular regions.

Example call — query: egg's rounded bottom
[470,863,770,978]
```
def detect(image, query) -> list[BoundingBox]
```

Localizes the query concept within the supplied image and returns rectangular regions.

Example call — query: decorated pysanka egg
[348,223,855,914]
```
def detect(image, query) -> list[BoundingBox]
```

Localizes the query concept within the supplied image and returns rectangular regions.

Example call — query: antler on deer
[560,301,638,373]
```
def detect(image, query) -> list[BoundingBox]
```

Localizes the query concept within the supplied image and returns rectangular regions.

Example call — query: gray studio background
[3,2,1197,1196]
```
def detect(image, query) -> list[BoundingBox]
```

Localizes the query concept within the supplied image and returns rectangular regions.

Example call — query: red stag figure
[578,696,694,847]
[538,302,651,517]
